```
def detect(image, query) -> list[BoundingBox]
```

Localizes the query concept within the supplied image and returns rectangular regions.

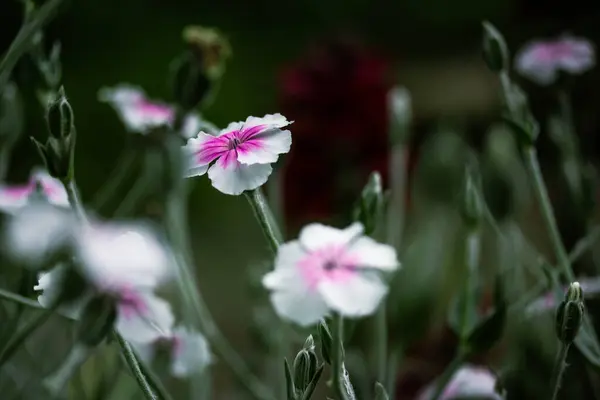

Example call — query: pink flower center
[535,42,576,62]
[118,288,147,320]
[297,244,359,290]
[135,100,174,121]
[195,124,268,165]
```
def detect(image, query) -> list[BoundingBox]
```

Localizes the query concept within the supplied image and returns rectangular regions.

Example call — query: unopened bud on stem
[556,282,585,345]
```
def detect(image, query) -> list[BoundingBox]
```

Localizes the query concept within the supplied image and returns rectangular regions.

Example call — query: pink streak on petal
[2,184,33,199]
[118,287,148,320]
[532,41,584,64]
[216,150,238,168]
[236,138,265,156]
[238,124,266,141]
[136,100,175,122]
[297,245,359,290]
[196,135,230,164]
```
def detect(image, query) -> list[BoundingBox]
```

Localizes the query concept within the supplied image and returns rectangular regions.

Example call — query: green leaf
[284,358,297,400]
[301,364,324,400]
[373,382,389,400]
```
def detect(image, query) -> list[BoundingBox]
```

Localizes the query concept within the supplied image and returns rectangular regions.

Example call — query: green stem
[331,314,355,400]
[551,343,570,400]
[385,347,402,399]
[374,302,387,387]
[569,226,600,264]
[165,193,275,400]
[0,145,11,182]
[113,163,153,217]
[0,0,65,92]
[91,152,137,210]
[557,90,576,139]
[115,333,162,400]
[386,145,407,250]
[462,229,480,341]
[430,351,467,400]
[0,288,44,309]
[244,188,283,254]
[0,308,54,366]
[63,178,87,223]
[266,167,286,234]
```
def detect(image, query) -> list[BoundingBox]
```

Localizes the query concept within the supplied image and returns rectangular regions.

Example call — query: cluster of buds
[284,335,323,400]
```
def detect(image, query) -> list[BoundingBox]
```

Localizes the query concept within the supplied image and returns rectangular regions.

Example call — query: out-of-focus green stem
[91,152,137,210]
[551,343,570,400]
[0,288,44,309]
[245,188,283,254]
[461,229,480,343]
[331,314,355,400]
[0,308,54,367]
[569,226,600,264]
[0,0,65,92]
[62,178,87,222]
[430,352,466,400]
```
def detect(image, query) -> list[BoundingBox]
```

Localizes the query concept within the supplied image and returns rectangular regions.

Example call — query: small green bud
[353,171,385,235]
[303,334,315,351]
[76,295,117,347]
[183,26,231,81]
[317,320,333,365]
[556,282,585,345]
[482,21,509,73]
[47,86,74,140]
[293,349,318,392]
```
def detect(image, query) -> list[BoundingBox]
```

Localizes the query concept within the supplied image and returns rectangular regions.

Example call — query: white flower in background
[515,35,595,85]
[417,364,504,400]
[262,222,399,326]
[184,114,292,195]
[133,325,212,378]
[98,84,209,138]
[75,223,175,343]
[0,168,68,213]
[4,203,75,266]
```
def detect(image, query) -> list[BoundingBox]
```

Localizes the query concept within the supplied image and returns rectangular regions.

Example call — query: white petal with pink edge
[116,292,174,343]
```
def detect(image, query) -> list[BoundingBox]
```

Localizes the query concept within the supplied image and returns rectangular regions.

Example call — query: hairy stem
[551,343,570,400]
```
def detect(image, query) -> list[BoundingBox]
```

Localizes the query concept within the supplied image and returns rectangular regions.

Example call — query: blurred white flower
[133,325,212,378]
[4,203,75,266]
[515,35,595,85]
[184,113,292,195]
[34,264,88,319]
[417,364,504,400]
[262,222,399,326]
[98,84,206,138]
[0,168,68,213]
[75,223,175,343]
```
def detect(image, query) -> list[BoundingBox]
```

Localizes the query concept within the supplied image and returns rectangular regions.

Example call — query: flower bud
[46,86,74,140]
[183,25,231,81]
[353,171,385,236]
[459,168,483,229]
[317,320,333,365]
[482,21,509,73]
[303,334,315,351]
[76,295,117,347]
[293,347,318,392]
[170,52,211,112]
[555,282,585,345]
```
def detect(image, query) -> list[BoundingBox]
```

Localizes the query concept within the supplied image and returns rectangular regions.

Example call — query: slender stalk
[430,352,466,400]
[557,90,576,139]
[331,314,355,400]
[0,308,53,366]
[386,145,407,250]
[374,302,387,387]
[0,146,11,182]
[44,344,93,397]
[244,188,283,254]
[91,152,136,210]
[113,163,153,217]
[0,0,65,91]
[551,343,570,400]
[569,226,600,264]
[0,288,44,309]
[115,333,160,400]
[462,229,480,341]
[165,193,275,400]
[266,167,286,233]
[63,178,88,222]
[386,347,402,399]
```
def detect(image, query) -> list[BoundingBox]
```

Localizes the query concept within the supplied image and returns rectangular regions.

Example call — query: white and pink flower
[262,222,399,326]
[417,364,504,400]
[0,168,68,213]
[74,223,175,343]
[515,35,595,85]
[132,325,212,378]
[98,84,214,138]
[184,114,292,195]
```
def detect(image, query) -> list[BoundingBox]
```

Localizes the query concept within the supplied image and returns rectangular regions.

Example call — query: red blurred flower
[279,38,395,229]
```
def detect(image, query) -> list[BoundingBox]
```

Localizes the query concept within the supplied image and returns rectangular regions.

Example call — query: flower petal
[236,128,292,165]
[31,168,70,207]
[263,265,329,327]
[243,114,291,133]
[116,293,174,343]
[349,236,399,271]
[267,241,305,280]
[299,222,364,252]
[318,273,387,318]
[76,223,171,291]
[558,37,595,73]
[170,326,212,378]
[181,114,202,139]
[207,152,272,195]
[184,132,229,178]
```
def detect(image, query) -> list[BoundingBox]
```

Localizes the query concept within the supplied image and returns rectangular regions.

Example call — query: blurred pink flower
[184,113,292,195]
[98,84,207,138]
[515,35,595,85]
[262,222,399,326]
[417,364,504,400]
[0,168,68,213]
[75,223,175,343]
